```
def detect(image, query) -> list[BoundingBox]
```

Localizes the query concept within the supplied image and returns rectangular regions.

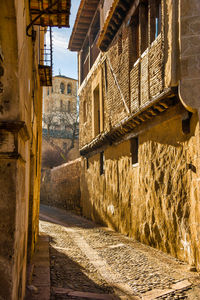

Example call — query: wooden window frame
[130,137,139,166]
[130,11,139,68]
[100,151,105,175]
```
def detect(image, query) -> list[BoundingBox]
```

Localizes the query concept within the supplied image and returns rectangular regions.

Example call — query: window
[130,12,139,67]
[60,82,65,94]
[140,1,148,53]
[67,83,72,94]
[100,152,105,175]
[93,85,100,137]
[150,0,161,43]
[47,88,49,95]
[155,0,161,39]
[52,87,53,93]
[130,137,138,165]
[81,38,90,83]
[60,100,63,109]
[91,11,100,45]
[86,158,89,169]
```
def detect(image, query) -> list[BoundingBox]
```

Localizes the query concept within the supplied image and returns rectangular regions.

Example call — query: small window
[140,2,148,53]
[60,100,63,109]
[47,88,49,95]
[155,0,161,39]
[91,11,100,45]
[86,158,89,169]
[67,83,72,94]
[130,137,138,165]
[130,12,139,67]
[52,87,53,93]
[93,85,100,137]
[60,82,65,94]
[100,152,105,175]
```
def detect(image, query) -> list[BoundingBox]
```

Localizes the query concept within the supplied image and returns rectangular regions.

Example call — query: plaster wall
[77,0,200,274]
[0,1,43,299]
[81,110,200,270]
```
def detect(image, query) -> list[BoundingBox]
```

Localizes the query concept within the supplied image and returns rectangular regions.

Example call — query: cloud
[44,0,81,78]
[45,29,69,55]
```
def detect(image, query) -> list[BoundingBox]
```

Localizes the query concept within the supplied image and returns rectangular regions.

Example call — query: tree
[42,104,79,168]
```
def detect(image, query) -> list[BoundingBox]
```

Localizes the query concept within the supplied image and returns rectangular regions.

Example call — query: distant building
[42,75,79,167]
[43,75,77,133]
[69,0,200,271]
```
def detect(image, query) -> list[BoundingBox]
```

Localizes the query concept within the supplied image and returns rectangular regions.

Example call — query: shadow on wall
[80,112,200,269]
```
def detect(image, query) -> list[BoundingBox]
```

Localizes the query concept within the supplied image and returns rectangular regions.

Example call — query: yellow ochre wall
[0,1,43,299]
[81,111,200,270]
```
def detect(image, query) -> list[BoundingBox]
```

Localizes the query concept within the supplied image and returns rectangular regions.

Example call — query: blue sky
[52,0,81,79]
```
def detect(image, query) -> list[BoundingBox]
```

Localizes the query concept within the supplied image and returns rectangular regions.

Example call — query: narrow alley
[28,205,200,300]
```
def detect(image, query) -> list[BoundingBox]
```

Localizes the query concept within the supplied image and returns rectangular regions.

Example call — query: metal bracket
[26,0,59,38]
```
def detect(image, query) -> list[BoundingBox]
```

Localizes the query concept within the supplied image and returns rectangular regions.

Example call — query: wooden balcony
[39,27,53,86]
[38,65,52,86]
[29,0,71,27]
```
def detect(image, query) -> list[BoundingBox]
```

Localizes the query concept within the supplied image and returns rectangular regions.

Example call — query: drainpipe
[178,0,200,271]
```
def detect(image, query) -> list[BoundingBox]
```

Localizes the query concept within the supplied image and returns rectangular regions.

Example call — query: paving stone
[39,205,200,300]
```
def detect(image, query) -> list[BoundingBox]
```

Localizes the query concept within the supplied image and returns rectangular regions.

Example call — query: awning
[29,0,71,27]
[68,0,100,51]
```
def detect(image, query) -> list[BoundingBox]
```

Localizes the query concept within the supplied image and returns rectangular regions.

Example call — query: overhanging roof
[29,0,71,27]
[97,0,133,51]
[80,90,179,156]
[68,0,100,51]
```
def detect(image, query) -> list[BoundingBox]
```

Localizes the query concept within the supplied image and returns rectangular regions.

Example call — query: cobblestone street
[38,205,200,300]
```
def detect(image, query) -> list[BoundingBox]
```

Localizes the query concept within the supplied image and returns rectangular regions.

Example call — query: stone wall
[41,158,81,214]
[43,76,77,118]
[81,109,200,271]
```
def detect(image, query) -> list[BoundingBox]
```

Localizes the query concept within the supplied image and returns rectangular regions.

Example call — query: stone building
[0,0,71,299]
[43,75,78,131]
[42,75,79,166]
[69,0,200,271]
